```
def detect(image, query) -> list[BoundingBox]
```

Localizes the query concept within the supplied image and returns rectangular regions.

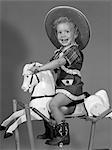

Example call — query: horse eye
[26,75,29,78]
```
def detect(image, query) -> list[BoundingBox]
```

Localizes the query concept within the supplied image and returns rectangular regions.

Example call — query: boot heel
[60,135,70,145]
[58,142,63,147]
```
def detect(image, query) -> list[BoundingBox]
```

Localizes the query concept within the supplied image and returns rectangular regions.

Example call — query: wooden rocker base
[32,106,112,150]
[14,100,112,150]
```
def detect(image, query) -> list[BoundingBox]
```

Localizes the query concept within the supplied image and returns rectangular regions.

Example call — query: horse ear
[22,63,32,75]
[35,62,43,67]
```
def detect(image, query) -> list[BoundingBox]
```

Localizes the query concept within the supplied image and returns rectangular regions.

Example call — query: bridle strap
[35,73,39,83]
[29,74,39,86]
[31,94,56,100]
[29,73,40,95]
[29,74,34,85]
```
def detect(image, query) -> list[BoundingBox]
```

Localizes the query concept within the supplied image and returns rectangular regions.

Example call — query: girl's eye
[57,31,62,34]
[66,30,69,33]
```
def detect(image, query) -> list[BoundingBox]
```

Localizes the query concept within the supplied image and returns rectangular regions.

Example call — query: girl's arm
[31,57,66,73]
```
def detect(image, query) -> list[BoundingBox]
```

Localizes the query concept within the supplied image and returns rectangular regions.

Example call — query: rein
[29,73,40,95]
[29,73,56,99]
[31,94,56,100]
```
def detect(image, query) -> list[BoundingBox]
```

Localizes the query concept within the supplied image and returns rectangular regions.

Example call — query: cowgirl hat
[44,6,91,50]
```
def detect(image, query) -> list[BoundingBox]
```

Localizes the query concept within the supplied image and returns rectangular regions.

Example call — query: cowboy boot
[45,120,70,146]
[37,120,55,139]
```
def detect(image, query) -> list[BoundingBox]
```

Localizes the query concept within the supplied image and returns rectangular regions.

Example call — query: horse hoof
[4,132,13,138]
[0,125,6,131]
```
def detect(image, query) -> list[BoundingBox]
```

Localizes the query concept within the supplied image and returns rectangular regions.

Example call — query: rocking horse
[0,62,112,150]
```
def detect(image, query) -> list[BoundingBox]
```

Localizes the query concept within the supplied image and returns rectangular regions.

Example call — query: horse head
[21,62,42,93]
[21,62,55,95]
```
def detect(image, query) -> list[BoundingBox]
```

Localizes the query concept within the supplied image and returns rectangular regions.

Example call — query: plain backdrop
[0,1,112,150]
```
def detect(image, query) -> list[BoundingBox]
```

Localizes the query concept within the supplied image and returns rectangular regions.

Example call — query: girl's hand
[29,66,40,74]
[83,92,91,98]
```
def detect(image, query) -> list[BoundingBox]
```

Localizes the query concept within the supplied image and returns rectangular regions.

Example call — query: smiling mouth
[61,39,69,43]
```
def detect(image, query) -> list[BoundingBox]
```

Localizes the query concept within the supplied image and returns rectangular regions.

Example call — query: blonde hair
[53,17,79,36]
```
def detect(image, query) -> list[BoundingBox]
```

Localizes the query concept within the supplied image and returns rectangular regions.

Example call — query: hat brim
[44,6,91,50]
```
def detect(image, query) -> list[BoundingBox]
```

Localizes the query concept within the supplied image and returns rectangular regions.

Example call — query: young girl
[30,6,90,146]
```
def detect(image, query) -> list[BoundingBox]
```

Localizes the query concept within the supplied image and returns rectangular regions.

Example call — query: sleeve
[63,46,79,66]
[49,49,60,62]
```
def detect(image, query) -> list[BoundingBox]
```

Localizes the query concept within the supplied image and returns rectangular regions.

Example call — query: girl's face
[56,22,76,47]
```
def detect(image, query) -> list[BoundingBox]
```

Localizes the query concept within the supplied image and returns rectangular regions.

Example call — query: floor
[0,118,112,150]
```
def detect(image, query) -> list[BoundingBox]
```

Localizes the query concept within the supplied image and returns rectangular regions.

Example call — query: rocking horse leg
[0,109,25,130]
[4,114,27,138]
[4,110,36,138]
